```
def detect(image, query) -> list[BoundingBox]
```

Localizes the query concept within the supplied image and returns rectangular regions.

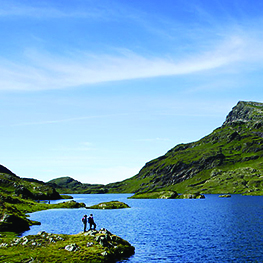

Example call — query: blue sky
[1,0,263,184]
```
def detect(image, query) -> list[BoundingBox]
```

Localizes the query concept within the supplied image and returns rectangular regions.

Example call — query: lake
[22,194,263,262]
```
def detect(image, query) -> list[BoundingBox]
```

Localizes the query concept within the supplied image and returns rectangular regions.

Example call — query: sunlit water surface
[22,194,263,263]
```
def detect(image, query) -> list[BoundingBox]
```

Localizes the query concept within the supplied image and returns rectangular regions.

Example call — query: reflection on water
[23,194,263,263]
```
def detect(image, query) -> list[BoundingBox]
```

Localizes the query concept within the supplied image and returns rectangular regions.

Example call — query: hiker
[88,214,96,230]
[82,215,88,232]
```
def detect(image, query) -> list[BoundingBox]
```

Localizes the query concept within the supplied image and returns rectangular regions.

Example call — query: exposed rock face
[223,101,263,125]
[178,193,205,199]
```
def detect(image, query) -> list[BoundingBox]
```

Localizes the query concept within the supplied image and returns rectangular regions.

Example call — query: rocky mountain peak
[223,101,263,125]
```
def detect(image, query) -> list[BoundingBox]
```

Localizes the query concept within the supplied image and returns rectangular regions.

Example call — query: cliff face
[106,101,263,195]
[223,101,263,125]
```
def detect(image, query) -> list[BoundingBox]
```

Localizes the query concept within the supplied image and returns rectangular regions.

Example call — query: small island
[219,194,231,198]
[86,201,130,209]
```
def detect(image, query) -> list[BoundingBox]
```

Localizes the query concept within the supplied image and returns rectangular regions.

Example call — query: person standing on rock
[88,214,96,230]
[82,214,88,232]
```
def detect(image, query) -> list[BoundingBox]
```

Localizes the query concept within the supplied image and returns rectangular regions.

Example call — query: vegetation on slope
[105,101,263,195]
[0,167,61,200]
[46,101,263,196]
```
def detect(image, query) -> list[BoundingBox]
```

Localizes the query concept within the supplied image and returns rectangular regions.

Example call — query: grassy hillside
[48,101,263,196]
[0,167,86,232]
[105,101,263,195]
[0,167,61,200]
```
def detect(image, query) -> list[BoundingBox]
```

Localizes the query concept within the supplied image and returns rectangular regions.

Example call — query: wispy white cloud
[0,0,128,21]
[0,1,97,18]
[0,33,260,92]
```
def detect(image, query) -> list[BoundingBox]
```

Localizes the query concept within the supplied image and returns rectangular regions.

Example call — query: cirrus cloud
[0,33,259,92]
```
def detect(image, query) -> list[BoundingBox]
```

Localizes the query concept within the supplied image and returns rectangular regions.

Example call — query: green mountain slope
[0,165,61,200]
[106,101,263,195]
[0,165,66,232]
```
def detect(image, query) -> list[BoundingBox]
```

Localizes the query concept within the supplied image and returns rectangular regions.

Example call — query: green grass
[0,189,135,262]
[129,190,178,199]
[0,230,135,263]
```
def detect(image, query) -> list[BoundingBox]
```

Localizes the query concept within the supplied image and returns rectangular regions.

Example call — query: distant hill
[105,101,263,195]
[49,101,263,196]
[47,176,107,194]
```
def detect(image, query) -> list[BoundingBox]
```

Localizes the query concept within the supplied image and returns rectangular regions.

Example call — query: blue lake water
[22,194,263,262]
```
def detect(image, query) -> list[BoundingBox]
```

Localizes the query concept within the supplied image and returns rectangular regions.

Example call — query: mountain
[105,101,263,195]
[48,176,107,194]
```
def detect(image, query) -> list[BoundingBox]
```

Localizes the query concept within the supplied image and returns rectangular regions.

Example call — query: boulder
[64,243,79,252]
[178,193,205,199]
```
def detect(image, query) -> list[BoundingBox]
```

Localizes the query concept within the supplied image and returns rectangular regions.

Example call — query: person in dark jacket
[82,215,88,232]
[88,214,96,230]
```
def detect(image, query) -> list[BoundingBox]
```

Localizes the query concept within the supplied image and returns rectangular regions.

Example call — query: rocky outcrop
[177,193,205,199]
[223,101,263,125]
[0,213,32,232]
[0,229,135,262]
